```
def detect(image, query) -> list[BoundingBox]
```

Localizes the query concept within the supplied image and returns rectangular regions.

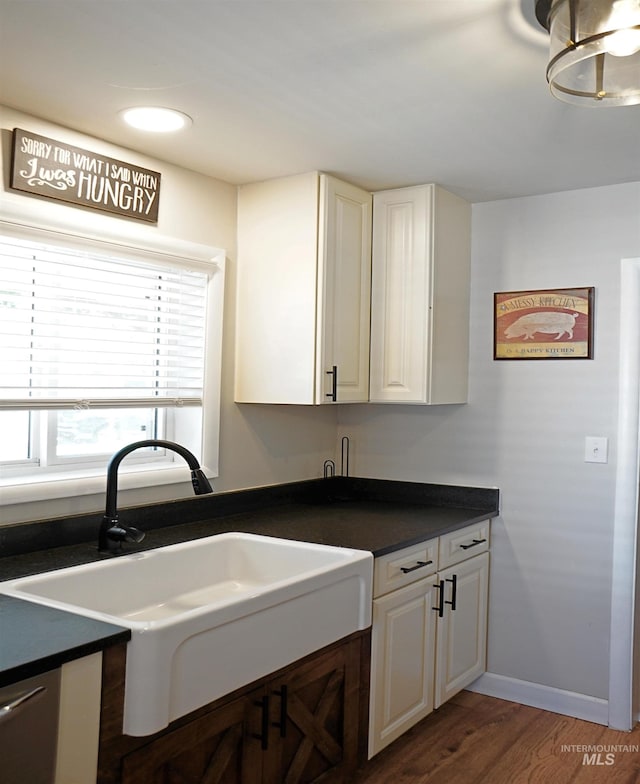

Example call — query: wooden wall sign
[10,128,161,223]
[494,286,594,359]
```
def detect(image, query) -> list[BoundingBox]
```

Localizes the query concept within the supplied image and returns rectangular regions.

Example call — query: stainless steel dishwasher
[0,668,60,784]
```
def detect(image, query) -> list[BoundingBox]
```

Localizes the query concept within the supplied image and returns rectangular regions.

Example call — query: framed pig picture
[494,287,594,360]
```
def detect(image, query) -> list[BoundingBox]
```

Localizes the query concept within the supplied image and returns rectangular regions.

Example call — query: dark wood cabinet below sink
[98,629,370,784]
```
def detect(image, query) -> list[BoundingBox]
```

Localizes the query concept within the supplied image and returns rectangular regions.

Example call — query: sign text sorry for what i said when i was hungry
[10,128,161,223]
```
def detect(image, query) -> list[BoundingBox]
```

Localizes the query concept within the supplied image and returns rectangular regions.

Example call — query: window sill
[0,463,216,507]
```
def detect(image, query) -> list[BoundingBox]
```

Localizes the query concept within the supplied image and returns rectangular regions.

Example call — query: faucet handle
[100,522,146,552]
[114,525,146,544]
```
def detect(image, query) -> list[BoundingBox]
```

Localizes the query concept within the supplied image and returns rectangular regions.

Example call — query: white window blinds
[0,234,209,410]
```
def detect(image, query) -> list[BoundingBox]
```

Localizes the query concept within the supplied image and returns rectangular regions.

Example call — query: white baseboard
[467,672,609,726]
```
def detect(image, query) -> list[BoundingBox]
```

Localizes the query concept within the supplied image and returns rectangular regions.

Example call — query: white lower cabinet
[369,573,438,756]
[434,552,489,708]
[368,523,490,758]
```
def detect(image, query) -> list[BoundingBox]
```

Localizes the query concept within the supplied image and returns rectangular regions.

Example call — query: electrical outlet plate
[585,436,608,464]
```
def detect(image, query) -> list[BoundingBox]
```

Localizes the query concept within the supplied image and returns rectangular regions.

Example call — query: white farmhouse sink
[0,532,373,736]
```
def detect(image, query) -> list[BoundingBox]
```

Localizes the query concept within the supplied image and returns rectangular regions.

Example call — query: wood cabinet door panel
[264,640,361,784]
[121,695,259,784]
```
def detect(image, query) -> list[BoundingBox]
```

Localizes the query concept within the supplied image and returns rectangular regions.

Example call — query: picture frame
[494,287,594,360]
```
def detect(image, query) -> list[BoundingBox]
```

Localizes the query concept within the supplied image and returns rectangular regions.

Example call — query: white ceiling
[1,0,639,203]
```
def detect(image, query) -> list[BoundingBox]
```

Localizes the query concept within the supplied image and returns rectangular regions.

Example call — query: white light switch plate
[585,436,608,463]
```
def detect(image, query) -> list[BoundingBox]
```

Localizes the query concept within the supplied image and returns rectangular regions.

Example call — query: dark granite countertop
[0,595,129,687]
[2,500,497,580]
[0,476,499,685]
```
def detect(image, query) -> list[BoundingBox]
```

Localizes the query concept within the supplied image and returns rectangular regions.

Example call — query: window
[0,222,225,505]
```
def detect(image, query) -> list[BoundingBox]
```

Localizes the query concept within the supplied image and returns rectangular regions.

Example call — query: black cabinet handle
[432,579,445,617]
[252,695,270,750]
[459,538,486,550]
[445,574,457,611]
[272,685,288,738]
[326,365,338,401]
[400,560,433,574]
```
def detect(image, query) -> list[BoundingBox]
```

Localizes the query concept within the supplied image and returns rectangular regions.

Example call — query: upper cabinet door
[317,175,372,404]
[369,184,471,405]
[235,172,321,405]
[235,172,371,405]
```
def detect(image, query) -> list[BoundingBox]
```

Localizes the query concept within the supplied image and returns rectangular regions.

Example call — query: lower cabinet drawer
[438,521,490,570]
[373,538,438,598]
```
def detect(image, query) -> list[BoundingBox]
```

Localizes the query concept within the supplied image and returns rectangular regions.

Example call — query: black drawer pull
[326,365,338,401]
[445,574,457,611]
[252,695,270,750]
[400,560,433,574]
[459,538,486,550]
[272,685,288,738]
[432,579,445,617]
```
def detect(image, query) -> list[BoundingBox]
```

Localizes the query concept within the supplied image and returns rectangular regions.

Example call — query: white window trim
[0,202,225,507]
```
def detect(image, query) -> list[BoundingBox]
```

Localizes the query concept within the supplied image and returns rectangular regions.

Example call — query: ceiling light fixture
[120,107,192,132]
[535,0,640,106]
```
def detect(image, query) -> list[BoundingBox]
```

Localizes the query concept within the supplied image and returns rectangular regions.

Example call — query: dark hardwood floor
[354,691,640,783]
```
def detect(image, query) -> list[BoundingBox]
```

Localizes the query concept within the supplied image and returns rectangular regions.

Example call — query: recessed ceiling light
[120,107,192,132]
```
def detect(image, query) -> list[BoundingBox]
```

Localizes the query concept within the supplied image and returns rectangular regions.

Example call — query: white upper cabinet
[235,172,372,404]
[369,184,471,404]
